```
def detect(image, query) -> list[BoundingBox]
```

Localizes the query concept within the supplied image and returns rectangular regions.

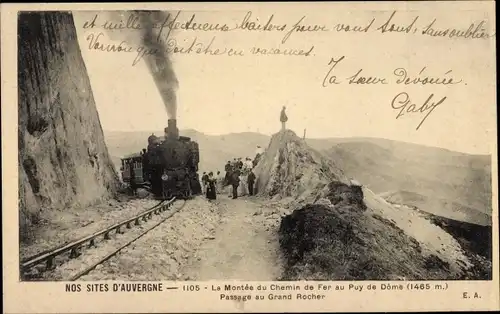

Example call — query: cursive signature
[391,92,446,130]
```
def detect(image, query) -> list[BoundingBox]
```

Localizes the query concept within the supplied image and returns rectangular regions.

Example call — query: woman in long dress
[206,172,217,201]
[216,171,224,194]
[238,167,249,196]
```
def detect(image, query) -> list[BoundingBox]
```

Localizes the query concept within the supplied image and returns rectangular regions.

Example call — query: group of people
[200,171,218,200]
[198,106,289,201]
[223,158,257,199]
[200,152,263,201]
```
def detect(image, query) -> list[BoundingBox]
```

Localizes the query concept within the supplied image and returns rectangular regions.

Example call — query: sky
[72,3,496,155]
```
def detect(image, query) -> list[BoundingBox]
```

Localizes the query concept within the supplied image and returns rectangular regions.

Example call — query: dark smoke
[137,11,179,120]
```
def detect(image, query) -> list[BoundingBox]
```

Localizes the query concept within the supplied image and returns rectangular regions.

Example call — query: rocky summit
[254,129,490,280]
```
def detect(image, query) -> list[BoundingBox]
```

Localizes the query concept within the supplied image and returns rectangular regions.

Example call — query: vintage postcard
[2,1,498,313]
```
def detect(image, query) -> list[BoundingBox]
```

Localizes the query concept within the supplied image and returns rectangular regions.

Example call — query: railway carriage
[120,153,145,185]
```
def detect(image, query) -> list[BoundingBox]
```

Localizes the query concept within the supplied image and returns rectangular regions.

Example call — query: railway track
[21,198,179,280]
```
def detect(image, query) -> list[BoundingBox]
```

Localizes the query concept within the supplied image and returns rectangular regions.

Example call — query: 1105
[183,285,200,292]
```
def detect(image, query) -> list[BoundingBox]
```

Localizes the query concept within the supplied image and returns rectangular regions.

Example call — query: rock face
[253,130,350,203]
[256,130,485,280]
[18,12,119,240]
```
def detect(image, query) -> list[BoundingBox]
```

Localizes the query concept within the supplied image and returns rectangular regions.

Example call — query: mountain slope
[255,130,487,280]
[379,190,491,226]
[324,141,492,226]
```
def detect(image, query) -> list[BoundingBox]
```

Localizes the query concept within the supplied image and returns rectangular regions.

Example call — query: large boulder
[253,130,349,203]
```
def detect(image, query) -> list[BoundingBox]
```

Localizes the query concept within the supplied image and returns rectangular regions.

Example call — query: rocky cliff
[253,130,350,204]
[18,12,119,240]
[256,130,488,280]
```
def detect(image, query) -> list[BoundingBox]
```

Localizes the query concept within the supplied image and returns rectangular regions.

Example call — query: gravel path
[26,195,285,281]
[182,196,284,281]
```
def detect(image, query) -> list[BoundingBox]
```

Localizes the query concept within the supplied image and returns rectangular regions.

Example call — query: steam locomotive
[120,119,202,200]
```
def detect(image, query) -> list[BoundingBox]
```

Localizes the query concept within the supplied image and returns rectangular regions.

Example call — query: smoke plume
[137,10,179,120]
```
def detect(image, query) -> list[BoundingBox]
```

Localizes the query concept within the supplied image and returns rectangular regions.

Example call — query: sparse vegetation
[286,180,492,281]
[278,181,473,280]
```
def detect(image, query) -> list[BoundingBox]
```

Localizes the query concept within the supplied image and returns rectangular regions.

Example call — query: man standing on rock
[280,106,288,131]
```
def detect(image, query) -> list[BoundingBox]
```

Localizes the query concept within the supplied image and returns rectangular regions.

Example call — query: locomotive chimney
[165,119,179,140]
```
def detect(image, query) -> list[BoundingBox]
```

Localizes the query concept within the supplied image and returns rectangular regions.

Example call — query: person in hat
[206,172,217,201]
[247,170,256,196]
[280,106,288,131]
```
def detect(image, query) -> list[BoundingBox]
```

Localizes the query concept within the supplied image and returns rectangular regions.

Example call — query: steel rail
[20,198,174,273]
[70,199,186,281]
[20,200,166,264]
